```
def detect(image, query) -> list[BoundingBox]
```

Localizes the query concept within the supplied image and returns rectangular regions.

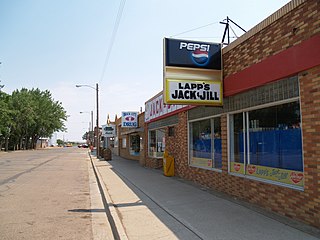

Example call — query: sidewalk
[91,154,320,240]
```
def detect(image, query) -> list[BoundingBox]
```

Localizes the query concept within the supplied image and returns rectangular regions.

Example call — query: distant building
[49,133,58,146]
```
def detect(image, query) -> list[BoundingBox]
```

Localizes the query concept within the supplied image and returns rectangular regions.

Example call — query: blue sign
[164,38,221,70]
[121,112,138,128]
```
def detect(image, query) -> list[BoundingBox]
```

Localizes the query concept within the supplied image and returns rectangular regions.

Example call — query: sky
[0,0,291,142]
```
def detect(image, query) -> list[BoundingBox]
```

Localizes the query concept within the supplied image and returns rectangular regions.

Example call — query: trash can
[163,151,174,177]
[103,148,112,161]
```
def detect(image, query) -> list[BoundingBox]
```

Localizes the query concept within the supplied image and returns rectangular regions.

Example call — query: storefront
[144,0,320,228]
[148,128,165,158]
[115,112,145,164]
[145,92,190,168]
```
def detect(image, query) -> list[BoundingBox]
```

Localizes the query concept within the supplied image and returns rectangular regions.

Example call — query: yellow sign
[165,79,223,105]
[230,163,303,187]
[190,157,212,168]
[230,162,245,174]
[246,164,304,187]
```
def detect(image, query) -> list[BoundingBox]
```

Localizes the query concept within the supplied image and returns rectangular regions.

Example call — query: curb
[88,153,128,240]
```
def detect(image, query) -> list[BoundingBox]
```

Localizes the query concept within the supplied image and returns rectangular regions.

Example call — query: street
[0,148,319,240]
[0,148,99,240]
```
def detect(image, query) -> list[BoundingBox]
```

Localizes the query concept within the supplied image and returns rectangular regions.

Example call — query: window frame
[148,128,166,158]
[227,97,304,190]
[188,114,222,172]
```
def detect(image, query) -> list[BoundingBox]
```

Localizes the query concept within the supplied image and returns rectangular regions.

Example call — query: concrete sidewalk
[91,154,319,240]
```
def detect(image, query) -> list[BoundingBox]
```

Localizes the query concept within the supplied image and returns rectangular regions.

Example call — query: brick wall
[223,0,319,78]
[142,0,319,227]
[170,0,320,228]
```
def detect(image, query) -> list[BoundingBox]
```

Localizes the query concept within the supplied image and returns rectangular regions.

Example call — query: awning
[120,127,144,136]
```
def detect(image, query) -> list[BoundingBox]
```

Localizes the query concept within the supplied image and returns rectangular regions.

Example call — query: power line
[99,0,126,84]
[177,36,237,39]
[169,22,219,38]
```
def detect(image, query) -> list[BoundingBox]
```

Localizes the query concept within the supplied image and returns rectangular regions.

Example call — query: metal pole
[96,83,100,157]
[91,111,93,146]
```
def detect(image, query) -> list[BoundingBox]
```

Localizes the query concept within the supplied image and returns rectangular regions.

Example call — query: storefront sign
[165,79,222,105]
[164,38,221,70]
[102,124,115,137]
[190,157,212,168]
[230,162,304,187]
[246,164,304,187]
[145,92,187,123]
[121,112,138,128]
[230,162,245,174]
[163,38,223,106]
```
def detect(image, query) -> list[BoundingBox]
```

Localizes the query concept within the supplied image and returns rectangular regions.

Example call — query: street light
[76,83,100,157]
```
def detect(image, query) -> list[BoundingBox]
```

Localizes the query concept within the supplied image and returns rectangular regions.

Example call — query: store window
[168,126,174,137]
[129,135,140,156]
[229,101,304,188]
[148,129,165,158]
[189,117,222,169]
[122,138,126,148]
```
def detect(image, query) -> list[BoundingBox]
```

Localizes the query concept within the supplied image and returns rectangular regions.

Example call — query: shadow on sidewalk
[97,155,320,240]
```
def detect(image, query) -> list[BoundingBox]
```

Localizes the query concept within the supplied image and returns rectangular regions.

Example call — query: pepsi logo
[191,49,209,66]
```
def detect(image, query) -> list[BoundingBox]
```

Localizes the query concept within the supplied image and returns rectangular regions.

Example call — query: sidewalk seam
[89,153,128,240]
[87,157,113,240]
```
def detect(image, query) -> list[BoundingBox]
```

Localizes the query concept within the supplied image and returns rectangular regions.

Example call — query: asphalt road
[0,148,94,240]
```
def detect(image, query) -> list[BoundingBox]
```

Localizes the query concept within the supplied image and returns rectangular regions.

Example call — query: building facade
[114,112,145,165]
[145,0,320,228]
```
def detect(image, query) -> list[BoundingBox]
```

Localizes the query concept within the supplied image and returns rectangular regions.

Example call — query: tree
[0,88,67,151]
[82,131,88,141]
[0,91,14,151]
[56,139,64,146]
[28,89,67,149]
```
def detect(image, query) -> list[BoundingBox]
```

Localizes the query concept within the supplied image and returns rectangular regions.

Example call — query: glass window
[229,113,246,174]
[168,126,174,137]
[229,101,304,187]
[148,129,165,158]
[114,136,118,148]
[122,138,126,148]
[248,102,302,171]
[129,135,140,156]
[189,117,222,169]
[213,118,222,169]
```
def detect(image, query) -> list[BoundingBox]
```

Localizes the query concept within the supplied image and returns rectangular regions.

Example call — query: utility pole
[96,83,100,157]
[76,83,100,157]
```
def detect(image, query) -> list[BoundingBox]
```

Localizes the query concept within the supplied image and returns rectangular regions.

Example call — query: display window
[229,100,304,188]
[148,129,165,158]
[129,135,140,156]
[189,117,222,169]
[122,138,126,148]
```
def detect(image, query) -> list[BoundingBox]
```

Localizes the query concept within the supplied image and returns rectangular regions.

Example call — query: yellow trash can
[163,151,174,177]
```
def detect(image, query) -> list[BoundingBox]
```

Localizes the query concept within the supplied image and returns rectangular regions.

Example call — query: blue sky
[0,0,290,141]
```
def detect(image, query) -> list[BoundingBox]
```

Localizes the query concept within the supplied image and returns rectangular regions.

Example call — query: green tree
[0,88,67,151]
[28,89,67,149]
[0,91,15,151]
[56,139,64,146]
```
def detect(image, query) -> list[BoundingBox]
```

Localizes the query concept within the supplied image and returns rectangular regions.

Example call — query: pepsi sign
[164,38,221,70]
[121,112,138,128]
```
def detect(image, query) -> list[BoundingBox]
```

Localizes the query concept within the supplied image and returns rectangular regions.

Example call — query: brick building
[113,112,145,164]
[144,0,320,228]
